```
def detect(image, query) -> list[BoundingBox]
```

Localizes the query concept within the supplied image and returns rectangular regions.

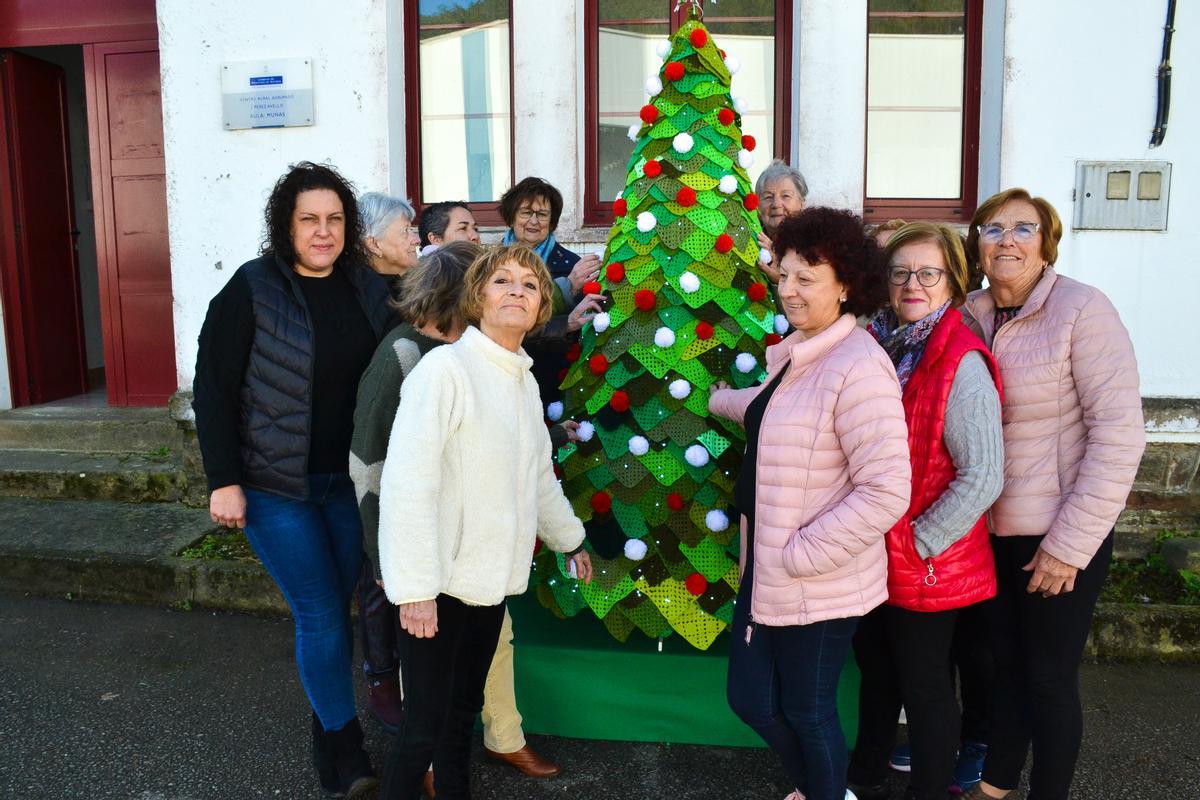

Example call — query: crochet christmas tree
[532,13,783,651]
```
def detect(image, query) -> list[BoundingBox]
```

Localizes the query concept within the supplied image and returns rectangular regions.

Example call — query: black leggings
[982,532,1112,800]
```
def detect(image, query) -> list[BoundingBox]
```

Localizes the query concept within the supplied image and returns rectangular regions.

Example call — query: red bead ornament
[583,280,602,296]
[685,573,708,596]
[634,289,657,312]
[588,354,609,375]
[664,61,685,81]
[613,198,627,217]
[667,492,684,511]
[765,333,783,346]
[695,321,715,340]
[610,390,630,413]
[591,492,612,515]
[748,282,768,302]
[742,134,757,151]
[675,187,697,207]
[566,343,581,362]
[643,159,662,178]
[640,104,659,124]
[717,107,735,126]
[743,193,760,211]
[605,262,625,283]
[715,233,734,253]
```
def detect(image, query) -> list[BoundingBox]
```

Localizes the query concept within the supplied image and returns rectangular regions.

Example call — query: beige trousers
[481,607,525,753]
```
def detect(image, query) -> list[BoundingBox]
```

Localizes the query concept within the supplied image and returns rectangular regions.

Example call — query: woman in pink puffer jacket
[710,208,911,800]
[957,189,1145,800]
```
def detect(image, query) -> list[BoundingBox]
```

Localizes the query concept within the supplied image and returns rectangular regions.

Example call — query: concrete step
[1116,488,1200,559]
[0,449,191,503]
[0,406,179,453]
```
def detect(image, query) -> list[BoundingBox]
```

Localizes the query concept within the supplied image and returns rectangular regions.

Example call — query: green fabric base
[508,592,861,747]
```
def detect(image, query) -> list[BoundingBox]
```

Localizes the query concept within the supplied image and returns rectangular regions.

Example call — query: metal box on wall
[1073,160,1171,231]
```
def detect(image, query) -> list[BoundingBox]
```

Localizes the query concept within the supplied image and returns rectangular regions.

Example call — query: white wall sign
[221,58,314,129]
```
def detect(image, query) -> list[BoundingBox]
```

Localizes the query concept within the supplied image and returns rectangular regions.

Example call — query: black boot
[326,717,379,798]
[312,713,340,794]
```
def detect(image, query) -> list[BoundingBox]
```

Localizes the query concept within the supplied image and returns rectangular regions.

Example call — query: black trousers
[952,600,993,744]
[357,556,401,675]
[850,604,962,800]
[981,532,1113,800]
[381,594,506,800]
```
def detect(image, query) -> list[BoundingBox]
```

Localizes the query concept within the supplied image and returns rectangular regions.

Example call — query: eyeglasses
[887,267,947,287]
[976,222,1040,244]
[515,208,551,223]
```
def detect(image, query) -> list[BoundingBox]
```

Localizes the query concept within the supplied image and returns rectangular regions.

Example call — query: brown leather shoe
[422,768,435,798]
[484,745,560,778]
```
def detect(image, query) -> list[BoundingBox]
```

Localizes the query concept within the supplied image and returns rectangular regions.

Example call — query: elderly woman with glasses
[754,159,809,284]
[955,189,1145,800]
[847,223,1004,800]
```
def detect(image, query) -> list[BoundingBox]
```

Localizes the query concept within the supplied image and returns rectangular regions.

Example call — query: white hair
[358,192,415,240]
[754,159,809,200]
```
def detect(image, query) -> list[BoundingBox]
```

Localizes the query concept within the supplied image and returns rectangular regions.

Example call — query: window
[404,0,513,224]
[864,0,983,223]
[584,0,792,226]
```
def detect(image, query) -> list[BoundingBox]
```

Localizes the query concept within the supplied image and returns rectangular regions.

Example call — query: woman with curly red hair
[710,207,912,800]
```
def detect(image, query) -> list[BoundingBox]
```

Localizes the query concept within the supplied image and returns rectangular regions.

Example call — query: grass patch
[179,531,257,562]
[1103,531,1200,605]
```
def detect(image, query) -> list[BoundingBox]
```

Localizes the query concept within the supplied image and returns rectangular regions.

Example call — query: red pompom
[664,61,685,81]
[719,48,727,58]
[685,572,708,596]
[675,187,697,207]
[557,367,568,383]
[643,159,662,178]
[606,262,626,283]
[610,390,630,413]
[591,492,612,515]
[695,321,715,340]
[534,539,544,555]
[667,492,684,511]
[566,342,581,363]
[583,280,602,296]
[588,354,609,375]
[689,29,708,48]
[635,289,657,312]
[743,193,760,211]
[640,104,659,124]
[613,198,627,217]
[764,333,783,346]
[715,233,734,254]
[717,108,735,126]
[741,134,757,151]
[748,282,768,302]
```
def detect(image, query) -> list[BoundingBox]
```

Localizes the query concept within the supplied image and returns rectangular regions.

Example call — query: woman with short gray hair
[359,192,420,277]
[754,160,809,284]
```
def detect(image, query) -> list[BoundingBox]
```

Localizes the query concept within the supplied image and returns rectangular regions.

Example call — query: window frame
[583,1,793,227]
[402,0,515,226]
[862,1,984,224]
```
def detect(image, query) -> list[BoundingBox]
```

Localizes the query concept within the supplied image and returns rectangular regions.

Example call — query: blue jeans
[727,586,859,800]
[244,474,363,731]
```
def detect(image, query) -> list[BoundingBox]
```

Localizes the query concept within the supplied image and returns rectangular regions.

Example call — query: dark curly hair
[260,161,368,270]
[772,207,888,317]
[498,177,564,231]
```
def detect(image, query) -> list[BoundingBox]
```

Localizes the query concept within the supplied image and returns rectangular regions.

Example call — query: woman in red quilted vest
[848,223,1004,800]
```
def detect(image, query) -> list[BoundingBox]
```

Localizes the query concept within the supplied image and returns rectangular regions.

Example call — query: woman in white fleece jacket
[376,244,593,800]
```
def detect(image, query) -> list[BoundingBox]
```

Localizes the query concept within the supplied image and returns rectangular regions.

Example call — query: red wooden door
[0,49,89,406]
[85,41,176,406]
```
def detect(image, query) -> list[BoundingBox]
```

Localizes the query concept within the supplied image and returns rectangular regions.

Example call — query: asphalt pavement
[1,591,1197,800]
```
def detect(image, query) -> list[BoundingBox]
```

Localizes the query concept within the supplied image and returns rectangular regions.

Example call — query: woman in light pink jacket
[710,208,912,800]
[958,189,1145,800]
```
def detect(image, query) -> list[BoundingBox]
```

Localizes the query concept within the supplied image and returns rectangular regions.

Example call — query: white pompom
[705,508,730,532]
[718,174,738,194]
[738,149,754,169]
[577,420,595,442]
[733,96,749,115]
[668,378,692,400]
[616,189,624,200]
[637,211,657,233]
[774,314,789,335]
[624,538,649,560]
[672,132,694,154]
[655,39,673,59]
[627,124,641,142]
[735,353,758,373]
[546,401,563,422]
[592,312,611,333]
[759,247,773,265]
[724,55,741,75]
[645,75,663,96]
[628,435,650,456]
[654,326,676,348]
[685,443,710,467]
[679,271,701,293]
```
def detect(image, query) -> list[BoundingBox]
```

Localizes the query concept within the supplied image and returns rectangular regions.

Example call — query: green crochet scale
[532,18,779,650]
